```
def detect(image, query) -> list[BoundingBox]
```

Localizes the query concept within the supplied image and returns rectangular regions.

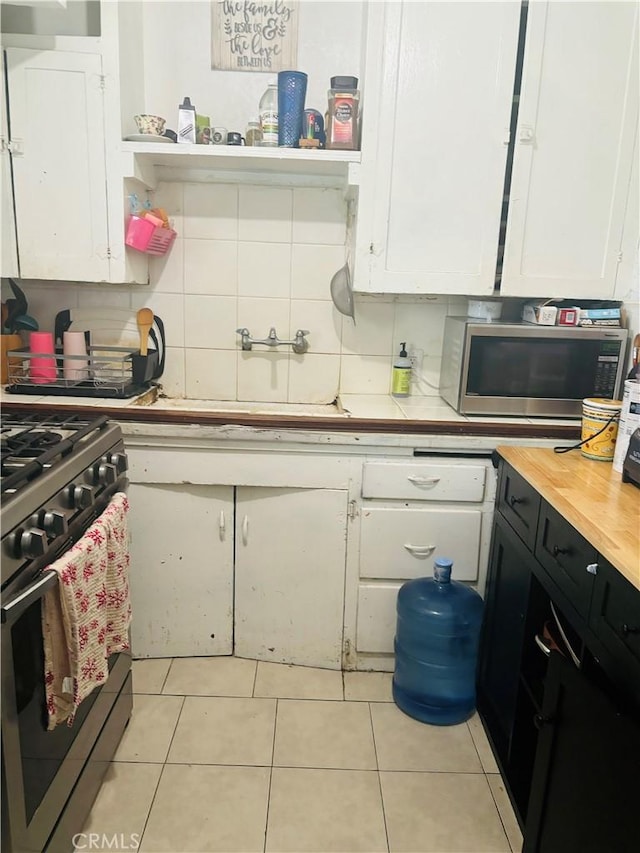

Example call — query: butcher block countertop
[498,446,640,591]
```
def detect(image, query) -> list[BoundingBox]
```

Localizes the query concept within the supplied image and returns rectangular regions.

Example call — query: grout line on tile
[161,695,186,763]
[485,773,517,853]
[251,658,259,697]
[368,702,391,853]
[263,698,279,853]
[135,760,166,851]
[159,658,173,694]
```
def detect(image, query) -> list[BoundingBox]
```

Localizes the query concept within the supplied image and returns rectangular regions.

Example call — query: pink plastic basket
[125,215,177,256]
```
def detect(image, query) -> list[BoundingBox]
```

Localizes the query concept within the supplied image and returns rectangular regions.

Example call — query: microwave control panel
[593,342,622,396]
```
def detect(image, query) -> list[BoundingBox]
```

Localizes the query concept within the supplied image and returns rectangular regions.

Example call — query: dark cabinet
[524,653,640,853]
[479,459,640,852]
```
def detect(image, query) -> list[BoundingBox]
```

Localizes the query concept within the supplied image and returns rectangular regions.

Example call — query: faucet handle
[236,327,249,335]
[295,330,310,338]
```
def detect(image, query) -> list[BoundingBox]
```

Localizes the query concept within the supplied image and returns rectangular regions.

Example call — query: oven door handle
[1,570,58,625]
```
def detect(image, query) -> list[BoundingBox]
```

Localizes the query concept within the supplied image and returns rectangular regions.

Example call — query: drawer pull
[621,624,640,636]
[403,543,436,558]
[407,476,440,487]
[508,495,524,507]
[552,545,570,558]
[533,713,555,731]
[534,634,552,656]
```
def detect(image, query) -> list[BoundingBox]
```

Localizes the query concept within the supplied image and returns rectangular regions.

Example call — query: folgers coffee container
[326,76,359,150]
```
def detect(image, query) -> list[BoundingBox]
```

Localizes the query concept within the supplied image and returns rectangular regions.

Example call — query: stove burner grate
[0,413,111,496]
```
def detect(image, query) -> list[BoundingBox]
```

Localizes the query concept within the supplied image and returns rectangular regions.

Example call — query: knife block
[131,349,158,385]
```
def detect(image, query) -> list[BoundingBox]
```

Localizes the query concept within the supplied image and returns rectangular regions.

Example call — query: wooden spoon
[136,307,154,356]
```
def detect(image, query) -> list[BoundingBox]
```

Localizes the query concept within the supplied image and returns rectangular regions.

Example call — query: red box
[557,308,579,326]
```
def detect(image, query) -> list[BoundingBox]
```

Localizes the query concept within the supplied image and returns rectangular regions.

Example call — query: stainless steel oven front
[439,318,628,417]
[1,414,132,853]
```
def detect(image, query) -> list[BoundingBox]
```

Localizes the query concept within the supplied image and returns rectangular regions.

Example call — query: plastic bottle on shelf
[391,342,412,398]
[259,81,278,147]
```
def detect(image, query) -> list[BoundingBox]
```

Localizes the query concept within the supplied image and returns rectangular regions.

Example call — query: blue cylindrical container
[277,70,307,147]
[393,557,484,725]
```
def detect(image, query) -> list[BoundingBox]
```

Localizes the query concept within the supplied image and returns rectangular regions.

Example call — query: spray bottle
[392,342,412,398]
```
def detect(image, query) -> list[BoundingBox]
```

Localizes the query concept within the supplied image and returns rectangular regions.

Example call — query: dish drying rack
[5,345,158,399]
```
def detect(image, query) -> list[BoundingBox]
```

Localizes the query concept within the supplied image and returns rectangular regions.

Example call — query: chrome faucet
[236,327,310,355]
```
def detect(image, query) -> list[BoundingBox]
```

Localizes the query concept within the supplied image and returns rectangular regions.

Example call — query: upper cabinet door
[6,48,110,282]
[354,1,520,294]
[1,55,19,278]
[501,1,639,298]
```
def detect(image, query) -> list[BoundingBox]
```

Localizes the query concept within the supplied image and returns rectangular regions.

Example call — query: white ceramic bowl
[134,114,166,136]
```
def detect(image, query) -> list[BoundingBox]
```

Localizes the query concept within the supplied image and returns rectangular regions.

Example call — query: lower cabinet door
[524,652,640,853]
[128,483,234,658]
[234,487,348,669]
[477,512,534,768]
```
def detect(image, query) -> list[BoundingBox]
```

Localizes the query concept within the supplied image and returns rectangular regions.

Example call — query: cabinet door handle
[534,634,552,657]
[508,495,523,507]
[552,545,570,558]
[407,476,440,487]
[533,713,554,731]
[518,125,535,144]
[219,510,225,540]
[403,544,436,557]
[621,624,640,636]
[242,514,249,546]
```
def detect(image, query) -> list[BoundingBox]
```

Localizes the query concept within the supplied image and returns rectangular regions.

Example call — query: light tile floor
[79,657,523,853]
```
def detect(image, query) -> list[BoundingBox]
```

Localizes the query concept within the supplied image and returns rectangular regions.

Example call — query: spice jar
[325,75,359,150]
[246,120,262,147]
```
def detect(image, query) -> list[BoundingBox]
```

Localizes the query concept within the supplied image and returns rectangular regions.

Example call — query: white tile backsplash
[149,235,185,293]
[237,351,289,402]
[341,302,395,356]
[340,355,393,395]
[237,297,290,341]
[184,184,238,240]
[184,239,237,296]
[184,295,237,350]
[10,184,491,404]
[292,189,347,245]
[291,244,346,300]
[238,186,293,243]
[238,242,291,298]
[185,348,237,400]
[290,300,342,354]
[288,354,340,404]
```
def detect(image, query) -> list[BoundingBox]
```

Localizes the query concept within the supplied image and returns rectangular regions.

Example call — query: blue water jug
[393,557,484,725]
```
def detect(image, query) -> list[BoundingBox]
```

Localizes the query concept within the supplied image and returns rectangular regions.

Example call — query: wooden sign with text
[211,0,298,72]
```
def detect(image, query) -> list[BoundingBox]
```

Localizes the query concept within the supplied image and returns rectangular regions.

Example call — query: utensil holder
[132,350,158,385]
[125,215,177,256]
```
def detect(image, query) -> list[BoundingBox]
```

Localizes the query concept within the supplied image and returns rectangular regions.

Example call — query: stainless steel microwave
[439,318,628,417]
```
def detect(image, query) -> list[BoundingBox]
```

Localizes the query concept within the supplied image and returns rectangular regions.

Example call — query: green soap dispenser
[392,342,412,398]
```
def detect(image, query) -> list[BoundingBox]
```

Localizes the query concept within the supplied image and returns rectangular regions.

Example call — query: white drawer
[356,583,400,654]
[359,507,480,580]
[361,460,486,502]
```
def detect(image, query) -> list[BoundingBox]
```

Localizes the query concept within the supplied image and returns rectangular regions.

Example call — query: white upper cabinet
[5,47,110,281]
[0,55,19,278]
[501,1,639,298]
[353,1,520,295]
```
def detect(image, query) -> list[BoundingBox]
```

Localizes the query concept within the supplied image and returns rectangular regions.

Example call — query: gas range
[1,412,132,853]
[1,413,128,587]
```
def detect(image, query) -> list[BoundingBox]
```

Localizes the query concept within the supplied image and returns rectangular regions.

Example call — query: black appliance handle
[1,570,57,624]
[151,314,165,379]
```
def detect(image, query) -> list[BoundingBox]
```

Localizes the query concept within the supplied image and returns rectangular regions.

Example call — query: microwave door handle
[1,570,58,625]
